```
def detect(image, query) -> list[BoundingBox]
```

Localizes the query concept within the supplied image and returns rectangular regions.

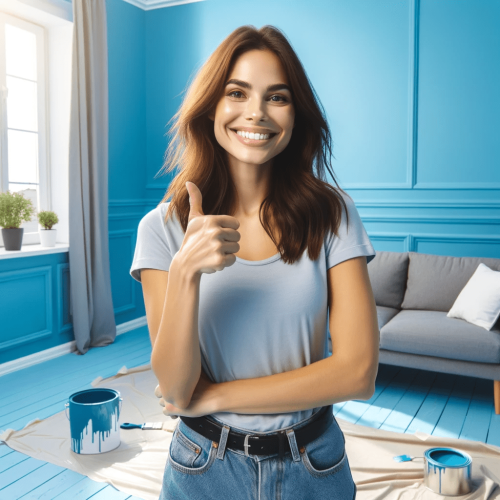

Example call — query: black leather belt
[179,405,333,457]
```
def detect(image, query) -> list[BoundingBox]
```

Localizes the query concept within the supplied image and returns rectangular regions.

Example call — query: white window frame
[0,12,50,245]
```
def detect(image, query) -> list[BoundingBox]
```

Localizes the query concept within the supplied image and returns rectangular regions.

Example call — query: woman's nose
[244,97,267,121]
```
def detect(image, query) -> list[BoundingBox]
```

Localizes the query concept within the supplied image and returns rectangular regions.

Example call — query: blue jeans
[159,404,357,499]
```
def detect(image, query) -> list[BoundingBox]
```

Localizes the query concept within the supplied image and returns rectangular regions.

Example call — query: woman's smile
[228,127,278,147]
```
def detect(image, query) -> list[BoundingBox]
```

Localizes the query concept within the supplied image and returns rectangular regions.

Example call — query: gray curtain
[68,0,116,354]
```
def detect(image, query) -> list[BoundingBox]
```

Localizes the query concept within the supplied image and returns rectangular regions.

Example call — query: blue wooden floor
[1,326,500,499]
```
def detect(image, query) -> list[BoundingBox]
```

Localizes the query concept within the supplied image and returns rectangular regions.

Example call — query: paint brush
[393,454,423,462]
[394,453,491,462]
[120,422,166,430]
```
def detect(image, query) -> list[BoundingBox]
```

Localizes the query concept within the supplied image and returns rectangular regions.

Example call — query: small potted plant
[37,210,59,247]
[0,190,36,251]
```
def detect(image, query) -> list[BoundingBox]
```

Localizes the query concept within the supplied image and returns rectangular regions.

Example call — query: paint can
[423,447,472,496]
[65,388,123,454]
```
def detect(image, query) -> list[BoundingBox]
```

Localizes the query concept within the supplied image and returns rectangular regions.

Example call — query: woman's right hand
[175,181,241,276]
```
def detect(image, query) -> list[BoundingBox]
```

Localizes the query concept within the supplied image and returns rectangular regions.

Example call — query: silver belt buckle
[243,433,257,457]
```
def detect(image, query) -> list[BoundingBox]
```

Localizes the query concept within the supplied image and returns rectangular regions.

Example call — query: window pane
[8,184,39,232]
[8,130,39,184]
[6,76,38,132]
[5,24,37,81]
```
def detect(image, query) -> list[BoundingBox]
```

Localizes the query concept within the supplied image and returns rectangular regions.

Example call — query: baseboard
[0,316,148,378]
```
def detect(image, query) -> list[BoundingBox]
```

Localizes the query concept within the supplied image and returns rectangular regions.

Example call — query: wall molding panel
[0,266,53,353]
[109,229,137,316]
[57,263,72,335]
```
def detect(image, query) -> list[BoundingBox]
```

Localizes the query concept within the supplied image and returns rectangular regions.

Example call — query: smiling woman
[130,24,378,500]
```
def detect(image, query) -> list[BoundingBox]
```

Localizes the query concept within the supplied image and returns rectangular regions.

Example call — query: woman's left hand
[155,369,219,418]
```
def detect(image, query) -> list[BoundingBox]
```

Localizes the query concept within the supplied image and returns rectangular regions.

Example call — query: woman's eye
[270,95,288,103]
[227,90,288,103]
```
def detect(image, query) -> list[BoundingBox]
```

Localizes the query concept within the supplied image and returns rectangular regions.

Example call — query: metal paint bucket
[424,447,472,496]
[65,388,123,454]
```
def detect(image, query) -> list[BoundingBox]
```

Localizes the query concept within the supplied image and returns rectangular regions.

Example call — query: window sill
[0,243,69,260]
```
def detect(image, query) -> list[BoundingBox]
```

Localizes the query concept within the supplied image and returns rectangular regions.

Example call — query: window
[0,12,48,243]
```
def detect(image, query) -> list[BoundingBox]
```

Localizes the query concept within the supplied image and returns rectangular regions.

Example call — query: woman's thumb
[186,182,204,221]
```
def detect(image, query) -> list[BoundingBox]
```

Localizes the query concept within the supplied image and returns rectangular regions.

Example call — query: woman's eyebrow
[225,78,291,93]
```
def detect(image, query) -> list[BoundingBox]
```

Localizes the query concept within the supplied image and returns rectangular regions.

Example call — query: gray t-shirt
[130,191,376,432]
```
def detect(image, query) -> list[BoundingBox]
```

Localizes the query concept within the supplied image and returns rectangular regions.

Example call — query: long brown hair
[157,24,351,265]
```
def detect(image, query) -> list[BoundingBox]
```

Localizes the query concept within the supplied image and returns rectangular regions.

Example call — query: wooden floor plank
[405,372,456,435]
[460,392,494,443]
[0,462,65,499]
[433,376,476,439]
[486,418,500,447]
[379,370,438,433]
[0,444,14,459]
[0,450,29,474]
[18,468,86,499]
[0,456,47,491]
[51,476,107,499]
[356,368,427,428]
[89,484,135,499]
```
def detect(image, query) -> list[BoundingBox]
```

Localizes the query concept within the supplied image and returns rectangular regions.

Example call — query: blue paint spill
[67,389,121,454]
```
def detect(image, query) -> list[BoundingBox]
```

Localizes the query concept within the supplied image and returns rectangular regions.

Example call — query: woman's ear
[208,112,215,121]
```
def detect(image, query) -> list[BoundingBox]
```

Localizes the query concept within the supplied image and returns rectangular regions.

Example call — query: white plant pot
[40,228,57,247]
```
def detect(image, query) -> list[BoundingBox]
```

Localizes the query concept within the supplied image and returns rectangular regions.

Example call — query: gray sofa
[328,251,500,413]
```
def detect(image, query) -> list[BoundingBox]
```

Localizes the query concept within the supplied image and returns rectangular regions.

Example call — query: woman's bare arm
[142,257,202,409]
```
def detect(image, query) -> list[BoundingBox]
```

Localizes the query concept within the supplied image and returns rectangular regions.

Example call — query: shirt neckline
[235,252,281,266]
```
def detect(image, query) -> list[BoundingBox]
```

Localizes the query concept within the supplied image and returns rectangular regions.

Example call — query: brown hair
[157,24,351,265]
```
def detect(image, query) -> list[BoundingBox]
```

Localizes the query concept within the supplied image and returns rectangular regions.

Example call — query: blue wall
[1,0,499,364]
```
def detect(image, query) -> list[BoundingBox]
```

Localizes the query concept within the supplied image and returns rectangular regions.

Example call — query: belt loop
[216,425,230,461]
[278,430,285,459]
[286,428,301,462]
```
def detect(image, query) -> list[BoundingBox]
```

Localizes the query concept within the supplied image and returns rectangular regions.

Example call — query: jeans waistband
[179,405,333,457]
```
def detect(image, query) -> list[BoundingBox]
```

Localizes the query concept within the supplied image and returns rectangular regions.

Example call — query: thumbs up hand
[176,181,241,276]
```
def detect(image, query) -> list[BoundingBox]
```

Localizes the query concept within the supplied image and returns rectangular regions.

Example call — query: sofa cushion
[380,309,500,364]
[377,305,400,329]
[401,252,500,312]
[447,263,500,330]
[367,251,409,309]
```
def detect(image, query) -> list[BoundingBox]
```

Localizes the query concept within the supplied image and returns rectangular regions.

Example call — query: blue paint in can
[424,447,472,494]
[66,388,122,454]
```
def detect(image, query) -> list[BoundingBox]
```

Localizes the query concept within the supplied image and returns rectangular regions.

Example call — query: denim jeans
[159,404,357,500]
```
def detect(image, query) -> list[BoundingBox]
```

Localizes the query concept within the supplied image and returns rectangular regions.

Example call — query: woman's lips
[230,128,277,146]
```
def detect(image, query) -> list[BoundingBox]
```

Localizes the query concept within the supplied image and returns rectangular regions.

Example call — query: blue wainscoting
[0,252,73,365]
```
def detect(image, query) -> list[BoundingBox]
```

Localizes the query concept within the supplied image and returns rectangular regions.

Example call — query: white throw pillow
[447,263,500,330]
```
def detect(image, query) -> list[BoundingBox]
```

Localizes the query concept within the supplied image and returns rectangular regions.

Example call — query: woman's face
[209,49,295,168]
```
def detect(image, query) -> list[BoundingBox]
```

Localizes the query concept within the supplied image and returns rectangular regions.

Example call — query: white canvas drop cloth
[2,364,500,500]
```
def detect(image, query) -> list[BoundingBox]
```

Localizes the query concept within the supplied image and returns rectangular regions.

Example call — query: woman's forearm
[151,255,201,409]
[212,354,375,414]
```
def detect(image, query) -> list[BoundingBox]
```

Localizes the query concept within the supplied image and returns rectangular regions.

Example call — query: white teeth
[235,130,271,140]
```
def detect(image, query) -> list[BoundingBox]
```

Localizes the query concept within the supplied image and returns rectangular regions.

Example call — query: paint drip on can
[65,388,123,454]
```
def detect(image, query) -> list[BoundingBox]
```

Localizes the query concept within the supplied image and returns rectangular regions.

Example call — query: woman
[130,24,379,500]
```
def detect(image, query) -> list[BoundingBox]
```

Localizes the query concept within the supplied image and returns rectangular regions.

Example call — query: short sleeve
[325,193,376,269]
[130,207,173,283]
